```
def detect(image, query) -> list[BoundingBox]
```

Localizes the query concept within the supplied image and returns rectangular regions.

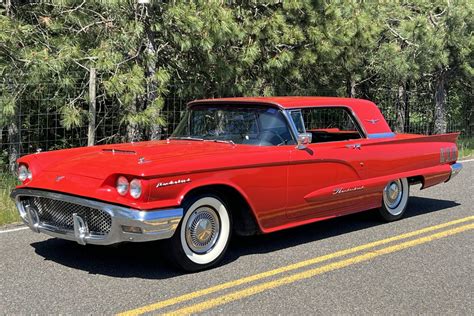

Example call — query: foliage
[0,0,472,146]
[0,1,473,225]
[0,172,20,225]
[458,137,474,159]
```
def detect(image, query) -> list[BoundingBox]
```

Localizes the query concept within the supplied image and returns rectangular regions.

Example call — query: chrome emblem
[156,178,191,188]
[138,157,151,164]
[366,119,379,124]
[55,175,65,182]
[333,186,364,195]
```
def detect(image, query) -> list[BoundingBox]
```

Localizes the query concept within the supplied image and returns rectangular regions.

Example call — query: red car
[12,97,462,271]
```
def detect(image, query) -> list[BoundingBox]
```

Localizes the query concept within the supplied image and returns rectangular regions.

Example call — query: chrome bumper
[11,189,183,245]
[447,162,463,182]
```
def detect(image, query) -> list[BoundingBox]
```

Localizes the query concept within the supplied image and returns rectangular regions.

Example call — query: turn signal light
[121,225,143,234]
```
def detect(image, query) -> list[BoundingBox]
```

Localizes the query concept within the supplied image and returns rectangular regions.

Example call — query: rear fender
[303,164,452,204]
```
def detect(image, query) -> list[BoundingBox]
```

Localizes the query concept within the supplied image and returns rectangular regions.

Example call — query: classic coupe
[12,97,462,271]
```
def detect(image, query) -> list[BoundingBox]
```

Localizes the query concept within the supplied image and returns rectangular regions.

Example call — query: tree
[1,0,473,171]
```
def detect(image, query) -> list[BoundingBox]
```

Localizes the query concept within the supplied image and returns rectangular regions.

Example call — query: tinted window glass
[172,105,295,146]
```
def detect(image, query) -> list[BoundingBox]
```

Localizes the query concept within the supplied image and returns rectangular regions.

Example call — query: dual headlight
[116,176,142,199]
[18,164,32,182]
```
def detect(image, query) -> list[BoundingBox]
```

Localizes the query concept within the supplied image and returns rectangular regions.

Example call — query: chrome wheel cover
[383,179,403,213]
[185,206,220,254]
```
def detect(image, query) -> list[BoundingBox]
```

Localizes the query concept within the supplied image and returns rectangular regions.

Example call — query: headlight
[116,176,129,196]
[18,165,32,182]
[130,179,142,199]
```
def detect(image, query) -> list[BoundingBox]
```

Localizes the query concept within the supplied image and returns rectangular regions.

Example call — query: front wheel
[378,178,409,222]
[168,194,232,272]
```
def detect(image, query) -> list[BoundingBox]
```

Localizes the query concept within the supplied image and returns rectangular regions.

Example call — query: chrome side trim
[11,188,183,245]
[281,110,300,144]
[367,132,396,139]
[446,162,462,182]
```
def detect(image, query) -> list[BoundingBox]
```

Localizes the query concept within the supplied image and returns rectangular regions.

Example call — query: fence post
[87,68,96,146]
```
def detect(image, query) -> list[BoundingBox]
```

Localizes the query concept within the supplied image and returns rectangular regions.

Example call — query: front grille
[20,196,112,235]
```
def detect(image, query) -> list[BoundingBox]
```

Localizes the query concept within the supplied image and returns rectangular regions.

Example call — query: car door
[286,107,374,220]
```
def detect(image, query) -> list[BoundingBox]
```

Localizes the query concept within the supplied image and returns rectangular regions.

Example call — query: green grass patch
[0,172,21,226]
[458,137,474,159]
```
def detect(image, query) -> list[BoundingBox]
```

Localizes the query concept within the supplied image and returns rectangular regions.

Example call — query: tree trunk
[8,121,19,173]
[394,83,407,133]
[87,68,97,146]
[346,77,356,98]
[433,72,447,134]
[5,0,12,17]
[126,101,141,142]
[144,4,161,140]
[404,83,410,132]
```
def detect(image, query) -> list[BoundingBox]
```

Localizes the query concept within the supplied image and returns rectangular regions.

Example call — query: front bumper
[11,189,183,245]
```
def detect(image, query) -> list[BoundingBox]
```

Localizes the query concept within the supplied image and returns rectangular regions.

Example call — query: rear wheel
[378,178,409,222]
[168,194,232,272]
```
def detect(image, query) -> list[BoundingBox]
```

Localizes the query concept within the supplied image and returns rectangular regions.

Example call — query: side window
[290,110,305,134]
[300,107,363,143]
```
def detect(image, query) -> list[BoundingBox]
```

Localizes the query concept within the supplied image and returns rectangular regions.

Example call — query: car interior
[293,107,363,144]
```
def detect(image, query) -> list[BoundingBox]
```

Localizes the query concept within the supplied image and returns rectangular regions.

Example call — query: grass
[0,137,472,227]
[458,137,474,159]
[0,172,21,226]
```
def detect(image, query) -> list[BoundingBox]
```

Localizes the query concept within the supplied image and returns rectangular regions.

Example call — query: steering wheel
[259,130,286,146]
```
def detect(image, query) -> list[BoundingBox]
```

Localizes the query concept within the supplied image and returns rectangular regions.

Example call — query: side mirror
[296,133,312,149]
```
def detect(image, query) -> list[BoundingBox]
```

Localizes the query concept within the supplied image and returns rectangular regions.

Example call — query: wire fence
[0,79,471,172]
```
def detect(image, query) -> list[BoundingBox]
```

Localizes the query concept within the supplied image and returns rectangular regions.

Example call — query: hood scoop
[102,149,136,155]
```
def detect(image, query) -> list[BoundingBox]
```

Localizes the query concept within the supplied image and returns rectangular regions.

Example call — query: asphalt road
[1,160,473,315]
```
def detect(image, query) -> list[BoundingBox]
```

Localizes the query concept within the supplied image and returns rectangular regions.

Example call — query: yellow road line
[117,216,474,316]
[167,223,474,315]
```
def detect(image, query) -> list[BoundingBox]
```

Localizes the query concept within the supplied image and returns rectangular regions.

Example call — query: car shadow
[30,196,459,279]
[224,196,460,261]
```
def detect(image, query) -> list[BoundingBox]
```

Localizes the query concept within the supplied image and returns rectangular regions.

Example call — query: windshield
[171,105,295,146]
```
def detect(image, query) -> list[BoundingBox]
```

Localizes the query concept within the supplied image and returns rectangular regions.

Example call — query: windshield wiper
[208,139,235,145]
[169,136,235,145]
[168,136,204,141]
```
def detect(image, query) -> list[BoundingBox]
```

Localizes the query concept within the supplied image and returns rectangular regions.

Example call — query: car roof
[188,96,393,136]
[187,96,377,109]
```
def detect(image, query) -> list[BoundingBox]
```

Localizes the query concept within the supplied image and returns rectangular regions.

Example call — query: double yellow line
[118,216,474,316]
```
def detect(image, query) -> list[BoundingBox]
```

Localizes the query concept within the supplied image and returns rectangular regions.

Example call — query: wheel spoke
[185,206,220,254]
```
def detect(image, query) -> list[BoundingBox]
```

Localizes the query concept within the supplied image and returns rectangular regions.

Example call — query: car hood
[42,140,279,179]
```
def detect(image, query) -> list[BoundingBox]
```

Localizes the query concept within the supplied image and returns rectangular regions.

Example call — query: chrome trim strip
[367,132,396,139]
[10,188,183,245]
[282,110,300,144]
[446,162,462,182]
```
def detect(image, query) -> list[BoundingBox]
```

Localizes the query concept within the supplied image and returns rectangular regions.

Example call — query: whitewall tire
[378,178,409,221]
[168,194,232,272]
